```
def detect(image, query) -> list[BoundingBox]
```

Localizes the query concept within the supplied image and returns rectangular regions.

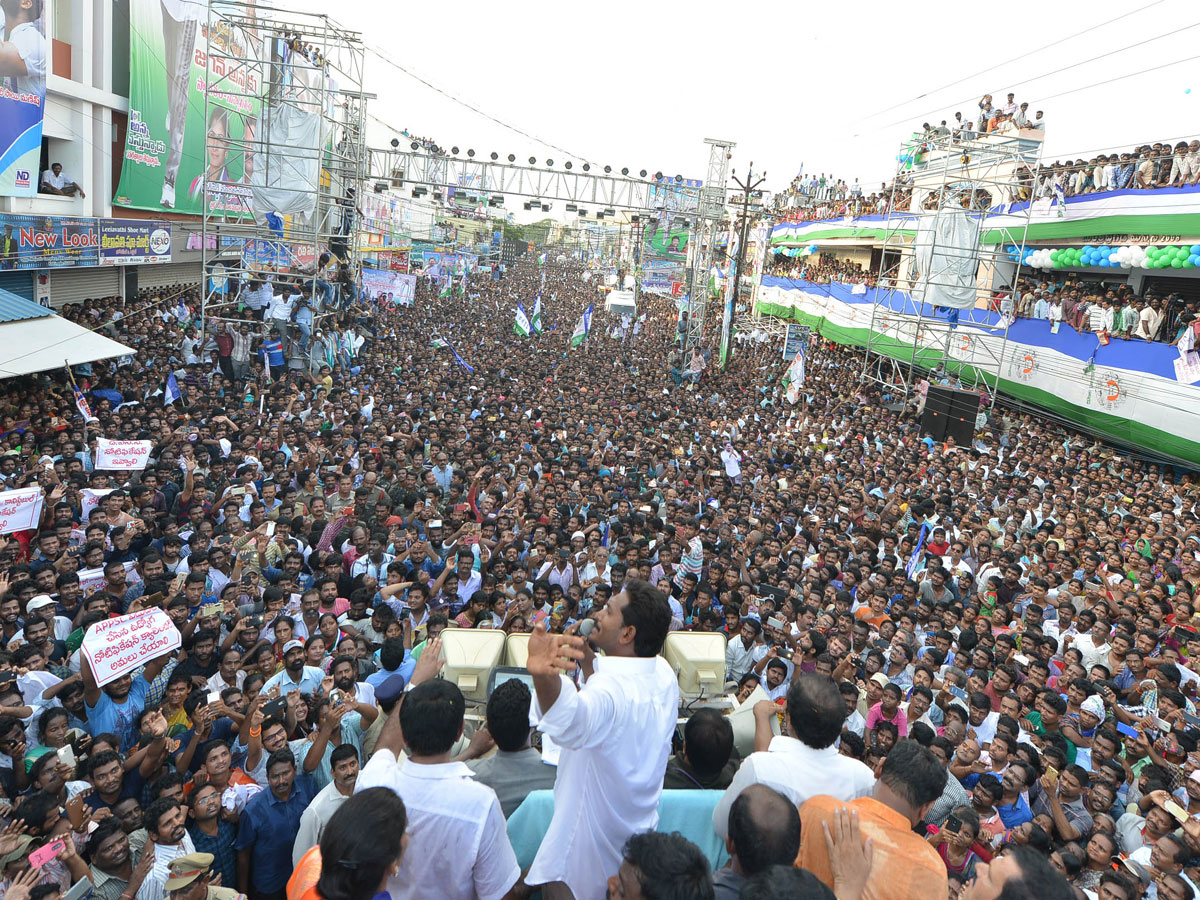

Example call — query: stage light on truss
[639,169,647,178]
[467,149,475,157]
[523,201,532,210]
[433,191,442,200]
[603,165,610,173]
[675,174,682,183]
[410,142,419,150]
[508,154,516,162]
[604,209,615,217]
[528,156,536,165]
[578,208,588,216]
[596,212,605,220]
[631,215,640,223]
[546,159,553,166]
[490,152,498,160]
[565,162,572,170]
[390,138,399,148]
[451,146,459,155]
[622,167,629,176]
[541,203,550,211]
[566,204,577,212]
[654,172,663,180]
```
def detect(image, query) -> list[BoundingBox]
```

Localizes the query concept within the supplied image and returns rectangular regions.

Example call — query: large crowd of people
[0,245,1197,900]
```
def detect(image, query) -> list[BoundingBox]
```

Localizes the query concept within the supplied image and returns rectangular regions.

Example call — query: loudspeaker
[921,386,979,445]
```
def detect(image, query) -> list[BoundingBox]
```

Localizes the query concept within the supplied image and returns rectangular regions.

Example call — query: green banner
[114,0,261,216]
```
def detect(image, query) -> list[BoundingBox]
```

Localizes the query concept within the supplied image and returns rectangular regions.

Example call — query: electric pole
[722,163,766,367]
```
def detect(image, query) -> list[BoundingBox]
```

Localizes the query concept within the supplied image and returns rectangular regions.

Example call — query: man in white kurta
[526,581,680,900]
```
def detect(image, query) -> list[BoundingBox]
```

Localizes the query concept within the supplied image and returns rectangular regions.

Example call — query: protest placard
[81,607,180,687]
[77,561,137,597]
[0,486,44,534]
[80,488,114,523]
[94,439,153,471]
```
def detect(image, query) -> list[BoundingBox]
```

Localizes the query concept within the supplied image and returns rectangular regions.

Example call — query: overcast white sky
[294,0,1198,219]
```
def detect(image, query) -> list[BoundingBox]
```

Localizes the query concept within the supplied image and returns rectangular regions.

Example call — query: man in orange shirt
[797,739,950,900]
[854,592,892,629]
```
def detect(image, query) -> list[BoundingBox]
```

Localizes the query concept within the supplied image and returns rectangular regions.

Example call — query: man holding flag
[570,302,593,348]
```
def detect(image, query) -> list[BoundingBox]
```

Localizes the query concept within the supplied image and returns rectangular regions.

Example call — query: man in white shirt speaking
[524,578,678,900]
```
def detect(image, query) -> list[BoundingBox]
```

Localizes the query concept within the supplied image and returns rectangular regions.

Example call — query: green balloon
[1172,259,1184,268]
[1178,248,1190,260]
[1147,246,1159,256]
[1186,260,1197,268]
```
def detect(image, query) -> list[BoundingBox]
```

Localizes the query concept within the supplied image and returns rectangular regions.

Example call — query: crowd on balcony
[767,252,876,287]
[1006,278,1200,345]
[1029,141,1200,200]
[772,180,895,223]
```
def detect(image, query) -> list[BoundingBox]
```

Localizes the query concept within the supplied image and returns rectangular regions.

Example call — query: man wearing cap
[261,642,324,696]
[165,851,246,900]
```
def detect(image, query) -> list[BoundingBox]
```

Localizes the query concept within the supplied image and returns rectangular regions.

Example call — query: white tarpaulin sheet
[0,317,135,377]
[249,101,325,224]
[911,209,982,309]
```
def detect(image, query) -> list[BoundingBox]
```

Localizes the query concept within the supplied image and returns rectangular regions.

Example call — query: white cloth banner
[81,608,181,687]
[95,439,153,471]
[0,487,44,534]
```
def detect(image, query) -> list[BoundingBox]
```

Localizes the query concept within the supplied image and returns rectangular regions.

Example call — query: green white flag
[570,301,593,348]
[514,302,531,336]
[531,293,543,334]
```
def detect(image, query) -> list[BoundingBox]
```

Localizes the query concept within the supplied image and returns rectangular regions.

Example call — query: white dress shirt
[712,736,876,838]
[355,750,519,900]
[726,637,767,684]
[535,561,575,594]
[292,781,352,866]
[528,655,680,900]
[1071,634,1112,673]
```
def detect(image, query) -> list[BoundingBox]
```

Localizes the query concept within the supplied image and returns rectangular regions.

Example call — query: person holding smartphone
[927,805,982,880]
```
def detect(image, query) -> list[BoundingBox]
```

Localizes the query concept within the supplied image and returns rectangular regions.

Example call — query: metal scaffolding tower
[200,1,369,360]
[682,138,735,358]
[860,129,1042,407]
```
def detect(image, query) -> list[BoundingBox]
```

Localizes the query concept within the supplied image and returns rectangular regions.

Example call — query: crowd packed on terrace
[772,86,1200,231]
[765,252,1200,347]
